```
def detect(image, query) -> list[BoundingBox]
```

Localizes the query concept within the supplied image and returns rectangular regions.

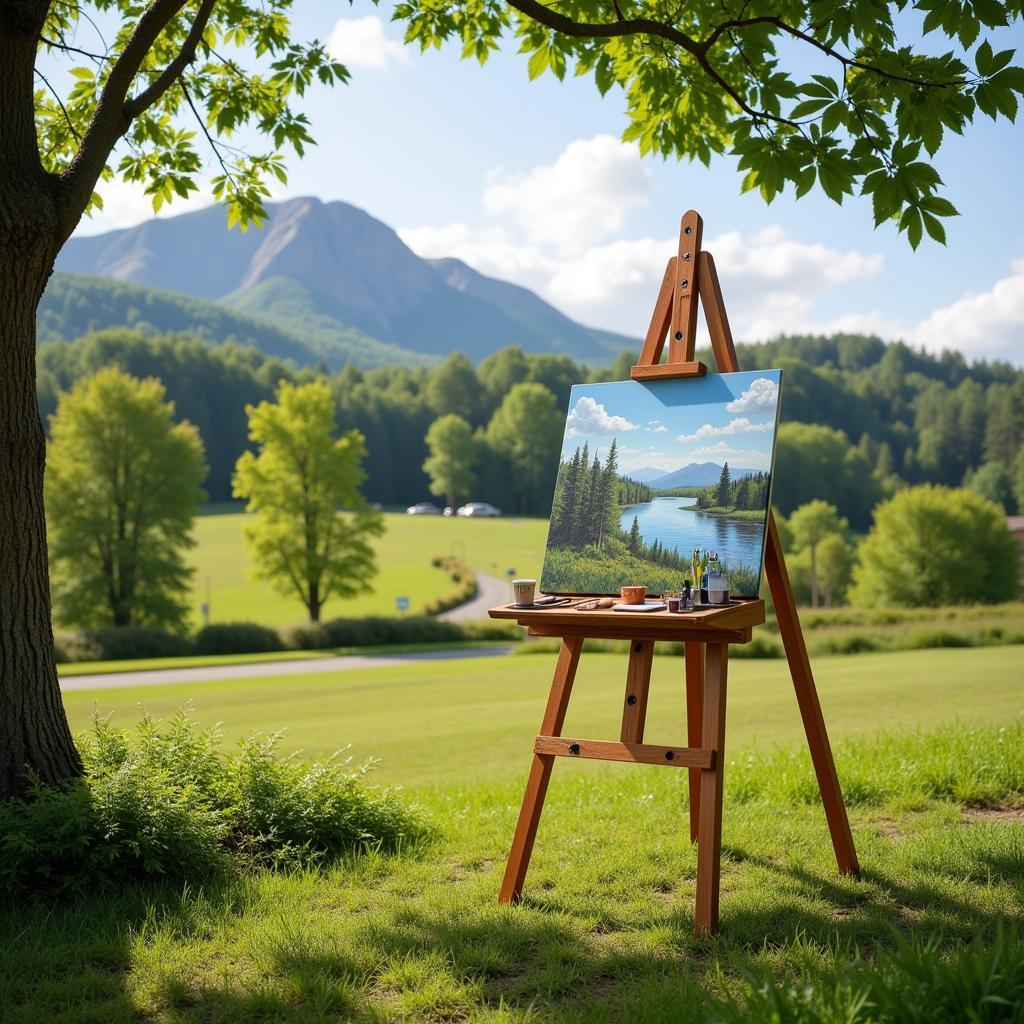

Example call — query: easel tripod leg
[766,516,860,876]
[499,636,584,904]
[684,642,704,844]
[694,642,728,936]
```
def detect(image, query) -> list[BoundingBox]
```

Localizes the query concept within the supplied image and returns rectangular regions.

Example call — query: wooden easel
[488,210,859,936]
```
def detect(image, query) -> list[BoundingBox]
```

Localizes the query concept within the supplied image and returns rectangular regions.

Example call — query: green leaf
[922,210,947,243]
[975,39,994,75]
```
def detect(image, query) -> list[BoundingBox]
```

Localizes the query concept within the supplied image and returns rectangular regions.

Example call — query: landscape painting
[540,369,783,597]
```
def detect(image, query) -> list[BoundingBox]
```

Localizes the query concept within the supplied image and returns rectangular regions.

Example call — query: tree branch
[699,16,965,88]
[35,67,80,141]
[55,0,215,240]
[125,0,215,118]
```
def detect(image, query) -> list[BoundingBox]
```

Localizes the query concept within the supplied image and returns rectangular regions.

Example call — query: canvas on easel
[540,369,783,598]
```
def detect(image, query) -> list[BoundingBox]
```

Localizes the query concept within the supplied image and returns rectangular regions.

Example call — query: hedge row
[422,556,478,615]
[53,615,519,664]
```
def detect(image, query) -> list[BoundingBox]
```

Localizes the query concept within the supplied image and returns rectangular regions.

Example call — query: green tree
[1014,448,1024,511]
[484,382,563,514]
[233,381,383,623]
[1,0,347,796]
[397,1,1023,246]
[816,533,856,608]
[478,347,529,413]
[774,422,880,529]
[46,367,205,631]
[968,461,1017,514]
[789,500,848,608]
[716,462,732,507]
[628,514,642,555]
[850,485,1019,607]
[426,352,483,422]
[423,414,477,512]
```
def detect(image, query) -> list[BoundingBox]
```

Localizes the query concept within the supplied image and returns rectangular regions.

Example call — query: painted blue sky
[69,2,1024,364]
[561,371,783,475]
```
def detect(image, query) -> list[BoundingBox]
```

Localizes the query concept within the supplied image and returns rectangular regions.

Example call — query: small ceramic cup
[512,579,536,605]
[620,585,647,605]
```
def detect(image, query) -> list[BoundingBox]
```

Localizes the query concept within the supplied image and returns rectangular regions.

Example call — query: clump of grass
[727,721,1024,808]
[714,926,1024,1024]
[0,707,428,898]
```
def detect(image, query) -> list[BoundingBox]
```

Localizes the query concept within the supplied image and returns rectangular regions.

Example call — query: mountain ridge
[56,197,635,364]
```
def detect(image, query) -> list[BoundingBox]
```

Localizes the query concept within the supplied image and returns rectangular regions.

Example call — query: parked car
[456,502,502,518]
[406,502,443,515]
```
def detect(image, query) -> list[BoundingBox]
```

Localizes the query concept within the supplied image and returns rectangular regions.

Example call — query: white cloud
[328,16,408,70]
[726,378,779,415]
[397,135,1021,363]
[685,442,771,469]
[646,420,668,432]
[566,395,638,437]
[907,259,1024,362]
[676,417,773,442]
[616,447,682,473]
[482,135,651,255]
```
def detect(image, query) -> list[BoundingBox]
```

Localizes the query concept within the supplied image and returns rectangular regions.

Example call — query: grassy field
[6,645,1023,1022]
[62,645,1024,788]
[183,510,548,629]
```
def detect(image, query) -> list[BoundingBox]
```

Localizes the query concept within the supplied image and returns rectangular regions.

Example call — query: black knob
[569,742,580,755]
[665,750,675,761]
[627,695,637,706]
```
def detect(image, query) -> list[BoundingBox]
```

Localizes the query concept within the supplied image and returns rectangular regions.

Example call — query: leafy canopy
[424,413,478,509]
[395,0,1024,247]
[233,380,384,622]
[34,0,349,234]
[850,484,1019,606]
[45,367,206,631]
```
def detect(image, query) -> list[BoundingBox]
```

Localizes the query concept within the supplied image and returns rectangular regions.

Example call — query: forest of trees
[36,328,1024,525]
[548,441,692,574]
[693,465,772,513]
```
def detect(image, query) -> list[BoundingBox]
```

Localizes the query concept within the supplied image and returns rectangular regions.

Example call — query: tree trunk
[810,545,819,609]
[308,582,321,622]
[0,8,84,795]
[0,197,83,797]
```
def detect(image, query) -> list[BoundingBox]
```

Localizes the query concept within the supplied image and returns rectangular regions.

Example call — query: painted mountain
[645,463,761,488]
[50,197,633,367]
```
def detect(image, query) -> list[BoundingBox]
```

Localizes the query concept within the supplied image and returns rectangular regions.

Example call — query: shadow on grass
[3,830,1022,1023]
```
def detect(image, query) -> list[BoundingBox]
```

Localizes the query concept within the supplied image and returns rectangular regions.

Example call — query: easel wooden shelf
[488,209,859,937]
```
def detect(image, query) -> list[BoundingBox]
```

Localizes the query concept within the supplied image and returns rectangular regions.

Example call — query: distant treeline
[548,441,623,549]
[693,466,771,511]
[37,328,1024,524]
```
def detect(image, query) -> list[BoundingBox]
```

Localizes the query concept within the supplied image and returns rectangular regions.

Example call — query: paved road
[437,571,509,621]
[60,646,512,691]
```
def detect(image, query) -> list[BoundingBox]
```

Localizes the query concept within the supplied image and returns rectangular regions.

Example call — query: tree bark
[0,10,83,797]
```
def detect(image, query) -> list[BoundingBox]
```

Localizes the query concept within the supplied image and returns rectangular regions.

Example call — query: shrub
[906,629,974,649]
[0,709,428,898]
[423,556,478,615]
[194,622,285,655]
[817,633,880,655]
[57,626,194,662]
[285,615,468,650]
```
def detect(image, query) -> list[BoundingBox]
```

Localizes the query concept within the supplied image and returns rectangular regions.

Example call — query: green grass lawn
[6,644,1023,1022]
[62,646,1024,788]
[183,510,549,629]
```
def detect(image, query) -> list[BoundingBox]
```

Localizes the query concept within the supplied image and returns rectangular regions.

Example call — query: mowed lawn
[184,509,549,629]
[63,645,1024,789]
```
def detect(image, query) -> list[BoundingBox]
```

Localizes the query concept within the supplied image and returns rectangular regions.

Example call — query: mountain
[55,197,634,364]
[652,463,761,488]
[37,273,429,370]
[621,466,673,484]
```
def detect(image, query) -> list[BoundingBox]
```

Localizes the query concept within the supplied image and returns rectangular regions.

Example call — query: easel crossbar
[535,736,714,769]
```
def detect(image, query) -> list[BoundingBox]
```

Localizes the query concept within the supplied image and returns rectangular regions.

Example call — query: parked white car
[456,502,502,518]
[406,502,443,515]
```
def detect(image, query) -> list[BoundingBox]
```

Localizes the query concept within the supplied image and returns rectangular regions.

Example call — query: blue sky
[561,371,782,474]
[77,2,1024,364]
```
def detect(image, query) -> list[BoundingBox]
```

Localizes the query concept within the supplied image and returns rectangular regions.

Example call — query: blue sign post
[396,596,410,615]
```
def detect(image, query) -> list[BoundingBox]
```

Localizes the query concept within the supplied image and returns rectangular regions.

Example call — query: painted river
[619,496,765,570]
